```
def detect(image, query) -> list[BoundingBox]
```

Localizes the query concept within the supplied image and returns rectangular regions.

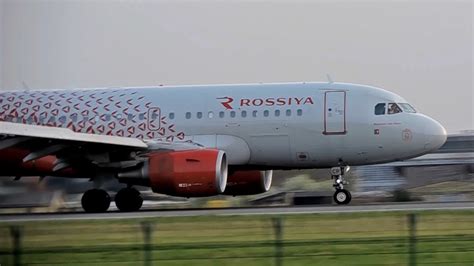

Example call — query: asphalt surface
[0,202,473,222]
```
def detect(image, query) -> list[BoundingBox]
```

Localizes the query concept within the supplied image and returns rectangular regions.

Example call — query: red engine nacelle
[0,147,77,177]
[119,149,228,197]
[223,170,273,196]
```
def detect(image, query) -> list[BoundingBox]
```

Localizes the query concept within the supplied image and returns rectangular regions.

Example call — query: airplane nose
[423,117,447,152]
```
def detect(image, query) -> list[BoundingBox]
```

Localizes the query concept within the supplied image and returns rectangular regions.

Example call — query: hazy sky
[0,0,472,132]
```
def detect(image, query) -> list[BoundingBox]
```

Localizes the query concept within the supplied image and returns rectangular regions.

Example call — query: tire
[81,189,111,213]
[115,187,143,212]
[333,189,352,205]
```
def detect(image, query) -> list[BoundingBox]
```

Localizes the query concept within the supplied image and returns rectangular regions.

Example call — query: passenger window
[241,111,247,118]
[230,111,236,118]
[275,110,280,117]
[169,113,175,119]
[252,110,258,117]
[388,103,402,114]
[197,112,203,119]
[375,103,386,115]
[208,111,214,118]
[185,112,191,119]
[286,109,291,116]
[297,109,303,116]
[263,110,269,117]
[219,111,225,118]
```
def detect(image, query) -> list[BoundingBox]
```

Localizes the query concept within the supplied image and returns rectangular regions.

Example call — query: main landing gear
[81,189,111,213]
[115,187,143,212]
[81,187,143,213]
[331,165,352,205]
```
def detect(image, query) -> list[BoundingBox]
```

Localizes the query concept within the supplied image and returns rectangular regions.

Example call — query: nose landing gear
[331,166,352,205]
[333,188,351,204]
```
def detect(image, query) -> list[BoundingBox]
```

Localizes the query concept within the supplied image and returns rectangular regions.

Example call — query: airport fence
[1,210,473,265]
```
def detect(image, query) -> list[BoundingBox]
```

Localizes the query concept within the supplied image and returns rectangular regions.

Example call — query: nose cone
[424,117,448,152]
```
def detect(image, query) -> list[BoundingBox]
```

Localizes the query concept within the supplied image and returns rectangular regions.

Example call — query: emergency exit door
[323,91,347,135]
[147,107,161,131]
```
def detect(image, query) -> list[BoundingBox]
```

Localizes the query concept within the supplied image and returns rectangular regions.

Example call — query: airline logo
[217,97,234,110]
[217,96,314,110]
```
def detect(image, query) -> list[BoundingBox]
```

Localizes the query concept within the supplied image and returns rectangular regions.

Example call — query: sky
[0,0,472,133]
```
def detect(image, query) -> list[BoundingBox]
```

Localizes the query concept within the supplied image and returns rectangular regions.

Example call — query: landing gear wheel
[334,189,351,205]
[115,187,143,212]
[81,189,111,213]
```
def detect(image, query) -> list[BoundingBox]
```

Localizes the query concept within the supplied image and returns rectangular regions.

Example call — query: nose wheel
[334,189,351,204]
[331,165,352,205]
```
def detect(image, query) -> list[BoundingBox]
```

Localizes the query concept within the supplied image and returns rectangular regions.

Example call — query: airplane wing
[0,121,200,174]
[0,121,148,149]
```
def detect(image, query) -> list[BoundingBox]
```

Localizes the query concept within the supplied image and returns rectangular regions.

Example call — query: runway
[1,202,473,222]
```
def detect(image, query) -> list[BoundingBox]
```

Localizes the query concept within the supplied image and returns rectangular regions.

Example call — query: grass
[0,210,473,265]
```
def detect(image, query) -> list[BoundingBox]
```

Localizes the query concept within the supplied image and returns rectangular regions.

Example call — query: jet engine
[118,149,228,197]
[223,170,273,196]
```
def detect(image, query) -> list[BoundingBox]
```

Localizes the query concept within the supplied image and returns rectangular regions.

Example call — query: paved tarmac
[0,202,473,222]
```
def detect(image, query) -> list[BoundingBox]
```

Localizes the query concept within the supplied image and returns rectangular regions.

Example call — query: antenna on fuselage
[22,81,30,91]
[326,74,334,84]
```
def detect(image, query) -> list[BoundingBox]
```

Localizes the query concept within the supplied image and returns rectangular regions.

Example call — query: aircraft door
[147,107,161,131]
[323,91,347,135]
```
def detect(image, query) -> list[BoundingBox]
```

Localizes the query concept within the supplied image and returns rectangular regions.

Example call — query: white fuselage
[0,82,447,169]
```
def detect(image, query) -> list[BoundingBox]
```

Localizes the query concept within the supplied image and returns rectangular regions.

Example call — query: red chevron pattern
[0,88,186,141]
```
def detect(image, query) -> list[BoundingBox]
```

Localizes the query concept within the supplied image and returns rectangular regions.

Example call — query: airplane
[0,82,447,212]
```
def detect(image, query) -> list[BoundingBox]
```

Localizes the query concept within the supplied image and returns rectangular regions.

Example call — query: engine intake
[223,170,273,196]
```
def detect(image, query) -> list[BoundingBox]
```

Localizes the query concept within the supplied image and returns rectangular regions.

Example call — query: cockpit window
[398,103,417,113]
[375,103,386,115]
[388,103,402,114]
